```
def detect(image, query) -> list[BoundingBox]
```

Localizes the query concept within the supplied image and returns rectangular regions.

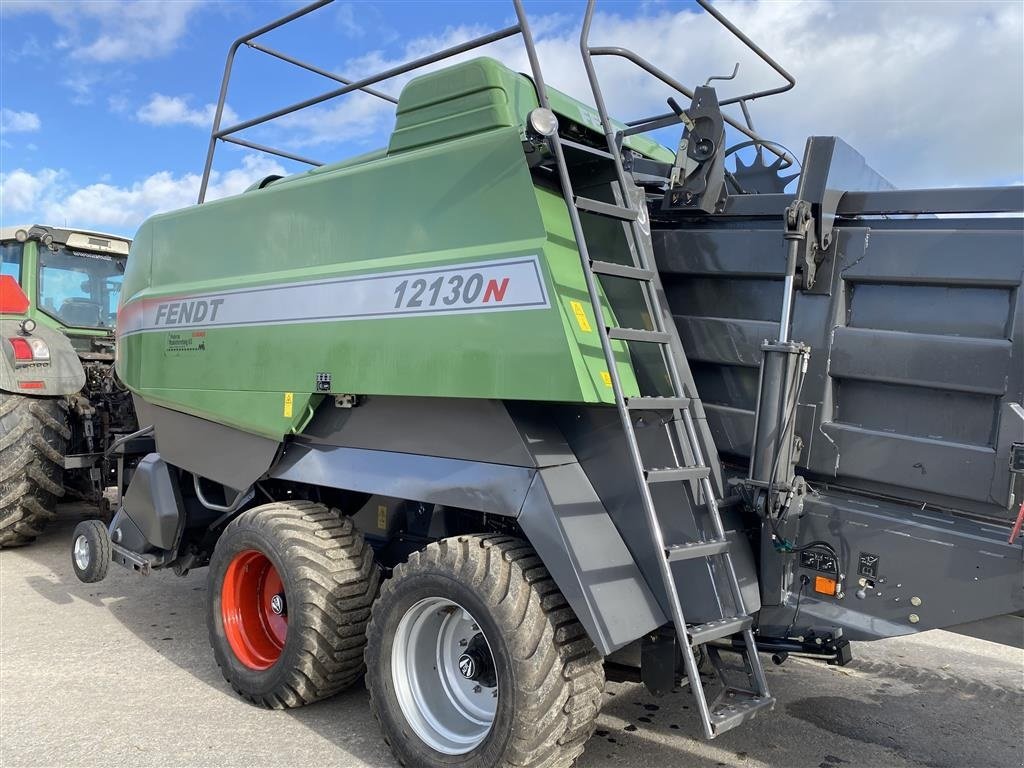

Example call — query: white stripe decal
[120,256,550,336]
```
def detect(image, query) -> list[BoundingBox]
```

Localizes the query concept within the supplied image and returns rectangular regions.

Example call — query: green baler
[117,58,677,437]
[74,2,1024,767]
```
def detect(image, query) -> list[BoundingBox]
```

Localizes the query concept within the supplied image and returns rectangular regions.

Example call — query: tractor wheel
[207,500,380,708]
[365,535,605,768]
[0,393,68,548]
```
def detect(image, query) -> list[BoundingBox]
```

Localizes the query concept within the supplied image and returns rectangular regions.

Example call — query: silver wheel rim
[392,597,498,755]
[73,534,91,571]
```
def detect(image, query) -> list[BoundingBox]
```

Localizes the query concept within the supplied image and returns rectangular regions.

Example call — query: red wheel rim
[221,549,287,670]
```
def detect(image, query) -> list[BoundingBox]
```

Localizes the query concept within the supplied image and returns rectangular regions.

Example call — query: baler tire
[0,394,68,548]
[207,500,380,709]
[365,534,605,768]
[71,518,111,583]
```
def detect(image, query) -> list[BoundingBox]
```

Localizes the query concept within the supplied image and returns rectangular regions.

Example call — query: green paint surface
[119,58,652,441]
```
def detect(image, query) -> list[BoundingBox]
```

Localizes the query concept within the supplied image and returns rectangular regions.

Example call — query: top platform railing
[197,0,797,204]
[579,0,797,166]
[197,0,556,203]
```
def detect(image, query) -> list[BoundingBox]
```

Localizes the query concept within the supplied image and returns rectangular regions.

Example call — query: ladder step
[687,615,753,645]
[645,466,710,484]
[709,689,776,736]
[665,539,730,562]
[590,260,655,281]
[626,396,691,411]
[607,327,671,344]
[560,138,615,161]
[575,195,638,221]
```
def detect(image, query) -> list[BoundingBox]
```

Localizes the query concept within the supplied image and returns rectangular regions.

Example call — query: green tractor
[1,225,138,547]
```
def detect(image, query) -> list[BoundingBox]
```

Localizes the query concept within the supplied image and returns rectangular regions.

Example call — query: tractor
[1,225,138,547]
[70,2,1023,767]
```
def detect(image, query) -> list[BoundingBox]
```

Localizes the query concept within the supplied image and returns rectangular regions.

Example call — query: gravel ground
[1,508,1022,768]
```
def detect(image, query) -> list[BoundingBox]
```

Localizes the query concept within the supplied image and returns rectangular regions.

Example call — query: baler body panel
[119,116,638,440]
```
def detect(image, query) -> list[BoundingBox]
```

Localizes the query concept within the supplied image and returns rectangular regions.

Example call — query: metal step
[626,396,691,411]
[574,195,638,221]
[607,327,671,344]
[590,260,655,281]
[709,689,776,736]
[646,466,710,484]
[560,137,615,161]
[665,539,729,562]
[687,615,753,645]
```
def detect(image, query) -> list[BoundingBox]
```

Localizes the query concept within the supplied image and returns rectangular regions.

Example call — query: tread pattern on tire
[210,500,380,709]
[367,534,605,768]
[72,518,111,583]
[0,394,68,548]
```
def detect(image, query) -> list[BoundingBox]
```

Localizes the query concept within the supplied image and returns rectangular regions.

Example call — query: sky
[1,0,1022,239]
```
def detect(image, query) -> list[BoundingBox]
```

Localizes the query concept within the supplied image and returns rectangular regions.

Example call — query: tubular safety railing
[581,0,797,165]
[198,0,801,203]
[198,0,553,203]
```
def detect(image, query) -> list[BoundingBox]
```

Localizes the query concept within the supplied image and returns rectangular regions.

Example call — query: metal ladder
[519,4,773,739]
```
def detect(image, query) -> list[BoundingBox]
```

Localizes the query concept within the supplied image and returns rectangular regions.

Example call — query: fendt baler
[72,1,1023,766]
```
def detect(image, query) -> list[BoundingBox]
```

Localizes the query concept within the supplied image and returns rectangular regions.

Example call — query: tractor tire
[365,534,605,768]
[207,500,380,709]
[0,393,68,548]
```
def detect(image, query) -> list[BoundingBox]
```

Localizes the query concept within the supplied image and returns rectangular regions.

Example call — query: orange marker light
[814,576,837,596]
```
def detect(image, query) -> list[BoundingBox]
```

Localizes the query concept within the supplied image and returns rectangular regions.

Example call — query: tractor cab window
[38,246,125,329]
[1,242,23,282]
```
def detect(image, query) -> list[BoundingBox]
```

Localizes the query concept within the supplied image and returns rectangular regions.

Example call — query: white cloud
[137,94,238,129]
[276,93,393,149]
[0,108,41,133]
[1,168,61,211]
[2,0,203,63]
[0,155,285,235]
[289,0,1020,188]
[510,0,1024,188]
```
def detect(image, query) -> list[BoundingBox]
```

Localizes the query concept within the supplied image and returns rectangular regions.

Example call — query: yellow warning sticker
[600,371,612,388]
[569,300,592,332]
[377,504,388,530]
[283,392,294,417]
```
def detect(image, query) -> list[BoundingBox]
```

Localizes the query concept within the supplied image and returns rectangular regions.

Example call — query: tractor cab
[0,225,137,548]
[1,225,128,344]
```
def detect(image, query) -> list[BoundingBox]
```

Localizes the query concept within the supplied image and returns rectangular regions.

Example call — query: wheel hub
[457,634,496,687]
[392,597,498,755]
[270,593,286,616]
[73,534,90,571]
[220,550,287,670]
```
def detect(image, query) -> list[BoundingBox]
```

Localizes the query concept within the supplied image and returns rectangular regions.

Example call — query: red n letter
[483,277,509,303]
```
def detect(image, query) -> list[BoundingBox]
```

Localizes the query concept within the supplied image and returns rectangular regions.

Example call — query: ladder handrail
[576,0,772,737]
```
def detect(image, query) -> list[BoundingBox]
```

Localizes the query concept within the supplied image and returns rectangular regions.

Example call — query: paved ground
[1,509,1022,768]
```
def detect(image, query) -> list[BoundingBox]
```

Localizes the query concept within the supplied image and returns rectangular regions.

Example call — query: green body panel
[119,58,650,441]
[2,240,114,341]
[388,58,673,162]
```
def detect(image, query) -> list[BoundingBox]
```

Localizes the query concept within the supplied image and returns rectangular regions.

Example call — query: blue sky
[2,0,1022,238]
